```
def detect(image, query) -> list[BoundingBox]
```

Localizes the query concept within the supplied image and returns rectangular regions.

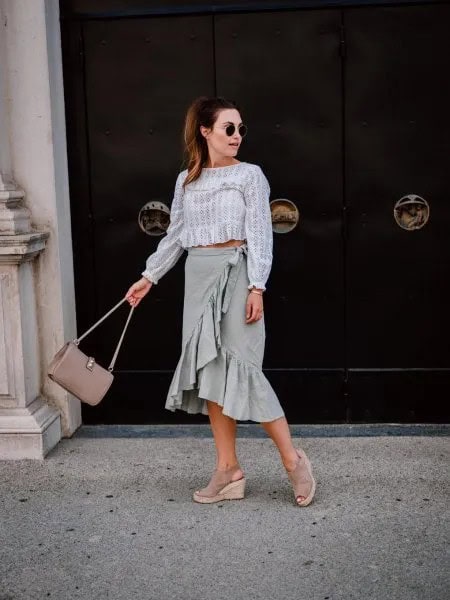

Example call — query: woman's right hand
[125,277,153,307]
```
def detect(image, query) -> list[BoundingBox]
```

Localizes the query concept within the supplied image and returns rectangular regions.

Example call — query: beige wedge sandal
[193,464,246,504]
[286,448,316,507]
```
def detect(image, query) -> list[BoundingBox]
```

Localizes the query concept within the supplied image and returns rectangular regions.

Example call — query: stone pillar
[0,179,58,457]
[0,0,81,459]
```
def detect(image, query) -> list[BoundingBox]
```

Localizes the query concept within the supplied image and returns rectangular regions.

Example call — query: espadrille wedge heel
[193,464,246,504]
[286,448,316,507]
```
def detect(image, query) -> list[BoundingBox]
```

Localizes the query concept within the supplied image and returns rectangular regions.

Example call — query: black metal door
[214,9,346,423]
[345,4,450,421]
[60,1,450,424]
[62,14,217,424]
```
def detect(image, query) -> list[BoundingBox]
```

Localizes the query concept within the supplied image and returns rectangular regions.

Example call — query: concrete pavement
[1,425,449,600]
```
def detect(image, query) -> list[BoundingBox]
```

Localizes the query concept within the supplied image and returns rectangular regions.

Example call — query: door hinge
[342,205,348,240]
[339,25,346,59]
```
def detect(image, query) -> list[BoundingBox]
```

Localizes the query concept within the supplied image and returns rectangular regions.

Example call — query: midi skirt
[164,243,286,423]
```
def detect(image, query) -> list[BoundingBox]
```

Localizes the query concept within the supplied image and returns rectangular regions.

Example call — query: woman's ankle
[216,461,240,471]
[283,450,301,472]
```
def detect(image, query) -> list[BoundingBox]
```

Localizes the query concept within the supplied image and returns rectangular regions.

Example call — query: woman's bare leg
[261,416,301,471]
[262,416,315,505]
[206,400,244,480]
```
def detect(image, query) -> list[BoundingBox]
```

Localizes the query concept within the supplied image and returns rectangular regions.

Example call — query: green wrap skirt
[164,243,285,423]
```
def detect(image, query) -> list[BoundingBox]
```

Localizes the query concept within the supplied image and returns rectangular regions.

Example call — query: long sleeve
[141,171,186,284]
[243,165,273,291]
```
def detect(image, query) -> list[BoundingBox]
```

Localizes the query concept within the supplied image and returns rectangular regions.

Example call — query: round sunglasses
[225,123,248,137]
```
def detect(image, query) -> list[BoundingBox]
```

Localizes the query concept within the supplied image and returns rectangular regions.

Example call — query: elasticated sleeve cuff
[248,282,267,292]
[141,270,158,285]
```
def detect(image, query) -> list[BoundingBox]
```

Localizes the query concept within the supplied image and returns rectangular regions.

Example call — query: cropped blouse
[141,161,273,291]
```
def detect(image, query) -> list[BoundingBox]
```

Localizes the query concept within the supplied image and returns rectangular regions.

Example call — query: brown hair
[181,96,242,187]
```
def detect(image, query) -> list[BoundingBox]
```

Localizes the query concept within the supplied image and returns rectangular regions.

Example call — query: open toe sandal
[193,464,246,504]
[286,448,316,507]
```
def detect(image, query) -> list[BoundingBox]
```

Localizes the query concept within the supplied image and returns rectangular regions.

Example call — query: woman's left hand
[246,292,264,324]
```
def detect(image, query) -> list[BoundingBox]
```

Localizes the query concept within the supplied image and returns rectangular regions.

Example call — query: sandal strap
[197,465,242,497]
[287,451,313,500]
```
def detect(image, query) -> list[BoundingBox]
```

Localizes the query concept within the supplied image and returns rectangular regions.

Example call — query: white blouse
[142,161,273,291]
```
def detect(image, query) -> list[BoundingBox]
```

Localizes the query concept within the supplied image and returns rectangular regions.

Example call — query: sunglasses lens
[225,124,247,137]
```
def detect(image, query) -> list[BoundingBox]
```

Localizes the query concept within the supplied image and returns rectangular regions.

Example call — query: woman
[125,96,316,507]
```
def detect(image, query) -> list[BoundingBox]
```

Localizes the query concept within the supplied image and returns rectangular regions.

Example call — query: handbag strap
[107,303,135,371]
[74,297,135,372]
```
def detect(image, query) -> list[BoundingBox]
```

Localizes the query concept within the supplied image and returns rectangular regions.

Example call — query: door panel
[80,16,215,423]
[215,10,346,421]
[345,5,450,421]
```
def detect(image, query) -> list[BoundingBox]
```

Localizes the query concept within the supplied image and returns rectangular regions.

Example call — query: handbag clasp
[86,356,95,371]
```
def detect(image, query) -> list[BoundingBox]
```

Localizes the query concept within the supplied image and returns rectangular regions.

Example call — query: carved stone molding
[0,175,32,235]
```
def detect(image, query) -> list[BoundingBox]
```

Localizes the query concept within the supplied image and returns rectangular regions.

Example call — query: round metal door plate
[138,201,171,236]
[394,194,430,231]
[270,199,299,233]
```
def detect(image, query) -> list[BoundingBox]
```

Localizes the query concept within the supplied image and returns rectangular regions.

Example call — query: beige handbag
[47,297,135,405]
